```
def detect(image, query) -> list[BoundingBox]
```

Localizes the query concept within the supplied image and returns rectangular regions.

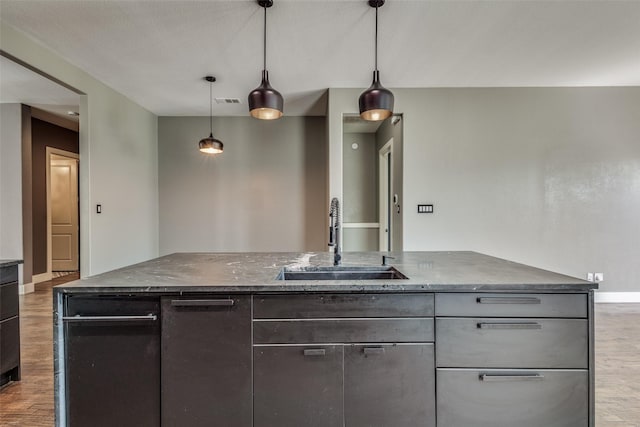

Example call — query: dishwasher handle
[62,314,157,322]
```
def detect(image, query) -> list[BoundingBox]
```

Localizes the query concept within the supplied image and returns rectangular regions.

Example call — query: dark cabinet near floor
[0,262,20,386]
[254,345,344,427]
[161,296,252,427]
[63,296,160,427]
[344,344,436,427]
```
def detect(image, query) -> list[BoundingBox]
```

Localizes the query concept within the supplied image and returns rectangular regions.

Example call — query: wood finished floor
[1,282,639,426]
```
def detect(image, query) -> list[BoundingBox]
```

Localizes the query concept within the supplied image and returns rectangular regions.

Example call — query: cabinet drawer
[0,265,18,285]
[436,318,588,368]
[254,293,434,318]
[435,293,587,318]
[437,368,588,427]
[0,317,20,374]
[0,282,19,321]
[253,318,434,344]
[66,295,159,317]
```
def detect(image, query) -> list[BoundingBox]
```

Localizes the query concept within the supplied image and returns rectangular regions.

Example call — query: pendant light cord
[209,79,213,136]
[263,6,267,71]
[374,3,378,72]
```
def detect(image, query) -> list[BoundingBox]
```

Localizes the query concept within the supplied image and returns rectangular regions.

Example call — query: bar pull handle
[303,348,326,357]
[477,322,542,330]
[363,347,385,356]
[62,314,157,322]
[480,374,545,382]
[477,297,541,305]
[171,299,235,307]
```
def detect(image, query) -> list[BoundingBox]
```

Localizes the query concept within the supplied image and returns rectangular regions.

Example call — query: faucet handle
[382,255,395,266]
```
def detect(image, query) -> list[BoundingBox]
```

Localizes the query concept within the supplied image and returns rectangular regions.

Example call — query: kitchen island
[53,251,597,427]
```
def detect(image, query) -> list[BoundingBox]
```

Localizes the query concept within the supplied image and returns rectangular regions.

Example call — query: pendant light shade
[248,0,283,120]
[199,76,224,155]
[359,0,394,121]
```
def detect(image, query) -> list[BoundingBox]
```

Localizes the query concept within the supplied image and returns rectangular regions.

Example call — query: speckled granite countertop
[53,251,596,293]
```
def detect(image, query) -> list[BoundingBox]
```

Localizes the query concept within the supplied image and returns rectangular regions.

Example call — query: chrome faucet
[328,197,342,266]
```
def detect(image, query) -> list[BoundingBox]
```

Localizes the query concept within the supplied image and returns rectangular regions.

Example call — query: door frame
[44,147,79,279]
[378,138,393,251]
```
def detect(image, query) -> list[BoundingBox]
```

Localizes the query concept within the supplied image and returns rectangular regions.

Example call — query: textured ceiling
[1,0,639,117]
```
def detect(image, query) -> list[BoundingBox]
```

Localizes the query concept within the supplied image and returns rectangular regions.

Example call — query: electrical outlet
[587,272,604,283]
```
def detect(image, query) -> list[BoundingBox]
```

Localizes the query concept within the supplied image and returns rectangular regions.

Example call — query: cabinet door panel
[345,344,435,427]
[254,345,343,427]
[0,317,20,374]
[437,368,588,427]
[161,296,251,427]
[65,296,160,427]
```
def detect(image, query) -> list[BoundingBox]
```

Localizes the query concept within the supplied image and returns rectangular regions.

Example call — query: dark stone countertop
[0,259,23,268]
[54,251,597,294]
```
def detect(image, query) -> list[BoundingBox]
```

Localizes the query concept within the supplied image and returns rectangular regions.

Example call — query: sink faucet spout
[328,198,342,266]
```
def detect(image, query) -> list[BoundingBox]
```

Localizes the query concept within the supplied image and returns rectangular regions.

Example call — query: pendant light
[199,76,224,155]
[248,0,284,120]
[359,0,394,121]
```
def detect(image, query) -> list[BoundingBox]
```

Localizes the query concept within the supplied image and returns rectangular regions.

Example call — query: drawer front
[437,368,588,427]
[436,318,588,368]
[66,295,159,317]
[0,316,20,374]
[0,282,19,321]
[254,293,434,319]
[0,265,18,285]
[435,293,587,318]
[253,318,434,344]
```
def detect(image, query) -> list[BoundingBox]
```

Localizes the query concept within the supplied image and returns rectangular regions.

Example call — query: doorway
[378,138,392,251]
[47,148,80,274]
[342,114,403,252]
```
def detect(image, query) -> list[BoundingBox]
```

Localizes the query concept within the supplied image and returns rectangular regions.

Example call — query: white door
[51,156,79,271]
[379,139,393,251]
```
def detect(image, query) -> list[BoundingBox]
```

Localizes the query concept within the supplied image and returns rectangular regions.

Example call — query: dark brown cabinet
[252,293,436,427]
[161,296,252,427]
[254,345,344,427]
[0,262,20,386]
[63,296,160,427]
[344,344,436,427]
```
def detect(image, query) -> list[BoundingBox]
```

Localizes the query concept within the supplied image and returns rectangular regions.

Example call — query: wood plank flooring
[1,283,639,426]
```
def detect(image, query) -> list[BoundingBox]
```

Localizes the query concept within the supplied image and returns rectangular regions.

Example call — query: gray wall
[0,104,23,261]
[158,116,327,253]
[329,87,640,293]
[343,132,377,251]
[2,25,159,277]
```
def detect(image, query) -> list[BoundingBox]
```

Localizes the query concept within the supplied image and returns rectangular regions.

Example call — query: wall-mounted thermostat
[418,204,433,213]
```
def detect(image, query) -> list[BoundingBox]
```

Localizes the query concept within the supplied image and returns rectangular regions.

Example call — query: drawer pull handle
[480,374,545,382]
[477,322,542,330]
[171,299,235,307]
[303,348,326,357]
[363,347,385,356]
[477,297,541,305]
[62,314,157,322]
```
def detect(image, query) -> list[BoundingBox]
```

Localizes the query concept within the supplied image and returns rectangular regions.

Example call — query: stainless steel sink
[276,266,408,281]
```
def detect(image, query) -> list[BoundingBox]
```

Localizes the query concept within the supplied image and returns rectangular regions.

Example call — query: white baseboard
[33,272,52,283]
[595,292,640,303]
[19,282,35,295]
